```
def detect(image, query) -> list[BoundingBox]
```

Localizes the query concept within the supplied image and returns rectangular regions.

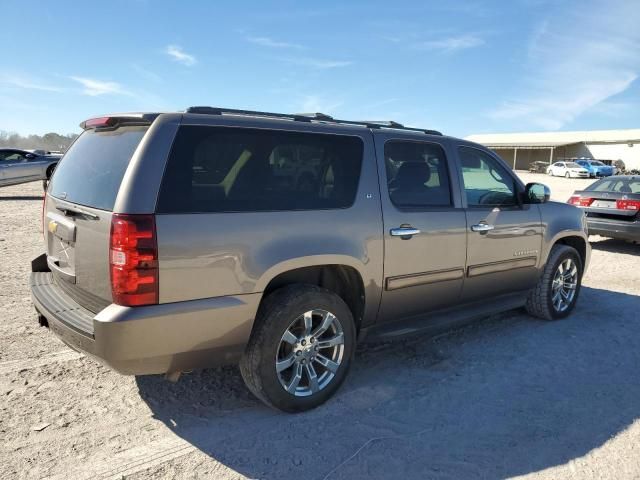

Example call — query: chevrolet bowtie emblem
[48,221,58,234]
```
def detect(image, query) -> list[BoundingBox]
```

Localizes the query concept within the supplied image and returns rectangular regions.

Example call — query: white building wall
[586,143,640,170]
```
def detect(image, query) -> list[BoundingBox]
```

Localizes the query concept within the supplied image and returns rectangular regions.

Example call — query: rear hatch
[45,119,151,313]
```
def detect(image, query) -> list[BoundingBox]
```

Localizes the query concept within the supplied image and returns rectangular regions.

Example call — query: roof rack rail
[185,106,442,136]
[294,112,335,121]
[361,120,405,129]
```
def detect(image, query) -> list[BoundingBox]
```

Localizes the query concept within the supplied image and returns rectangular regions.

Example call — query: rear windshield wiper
[54,201,100,220]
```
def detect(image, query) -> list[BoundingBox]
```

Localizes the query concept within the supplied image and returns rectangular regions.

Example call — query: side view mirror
[25,153,36,159]
[525,182,550,204]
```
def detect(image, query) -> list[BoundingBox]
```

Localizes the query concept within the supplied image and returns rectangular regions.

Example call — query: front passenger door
[458,146,542,302]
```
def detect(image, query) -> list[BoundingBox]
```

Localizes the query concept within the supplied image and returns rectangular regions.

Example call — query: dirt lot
[1,175,639,480]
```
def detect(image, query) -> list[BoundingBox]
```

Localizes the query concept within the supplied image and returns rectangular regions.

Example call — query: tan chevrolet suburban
[31,107,590,412]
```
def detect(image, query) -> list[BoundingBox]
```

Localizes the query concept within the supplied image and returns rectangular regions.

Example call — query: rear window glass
[588,178,640,193]
[156,126,363,213]
[49,126,148,211]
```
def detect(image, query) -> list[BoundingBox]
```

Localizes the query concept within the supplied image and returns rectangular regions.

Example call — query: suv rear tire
[240,284,356,412]
[526,244,583,320]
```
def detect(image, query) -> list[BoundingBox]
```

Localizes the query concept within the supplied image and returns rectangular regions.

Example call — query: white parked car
[547,161,590,178]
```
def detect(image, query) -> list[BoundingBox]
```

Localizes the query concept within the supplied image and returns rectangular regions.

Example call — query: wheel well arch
[46,163,57,177]
[262,265,366,332]
[554,236,587,268]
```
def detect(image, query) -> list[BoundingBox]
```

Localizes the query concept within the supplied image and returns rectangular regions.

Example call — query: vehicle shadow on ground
[0,195,43,201]
[136,286,640,479]
[590,238,639,255]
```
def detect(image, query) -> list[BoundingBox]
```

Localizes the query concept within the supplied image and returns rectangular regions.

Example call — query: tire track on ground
[42,435,200,480]
[0,349,83,375]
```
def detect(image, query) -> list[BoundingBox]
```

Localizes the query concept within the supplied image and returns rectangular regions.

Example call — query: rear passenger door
[376,134,467,324]
[456,145,542,302]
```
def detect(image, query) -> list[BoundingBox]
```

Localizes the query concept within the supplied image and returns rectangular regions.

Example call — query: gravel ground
[1,175,639,480]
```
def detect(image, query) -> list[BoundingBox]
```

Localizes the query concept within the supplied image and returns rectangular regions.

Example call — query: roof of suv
[80,106,444,138]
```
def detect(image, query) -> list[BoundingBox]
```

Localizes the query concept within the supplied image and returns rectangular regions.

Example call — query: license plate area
[591,200,616,208]
[46,212,77,279]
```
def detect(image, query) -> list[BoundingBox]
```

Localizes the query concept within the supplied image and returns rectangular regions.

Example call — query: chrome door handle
[471,223,494,232]
[390,227,421,237]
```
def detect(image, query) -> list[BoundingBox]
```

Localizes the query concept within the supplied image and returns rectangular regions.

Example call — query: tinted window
[589,178,640,193]
[459,146,517,207]
[384,141,451,208]
[49,126,148,210]
[0,151,27,162]
[157,126,363,213]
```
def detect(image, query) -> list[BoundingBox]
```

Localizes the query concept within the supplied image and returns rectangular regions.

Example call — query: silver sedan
[0,149,61,189]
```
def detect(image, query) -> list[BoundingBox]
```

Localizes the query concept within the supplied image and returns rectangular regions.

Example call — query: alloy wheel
[551,258,578,312]
[275,309,345,397]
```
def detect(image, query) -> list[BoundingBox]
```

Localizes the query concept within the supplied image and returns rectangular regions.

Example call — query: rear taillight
[568,196,593,207]
[109,214,158,306]
[616,199,640,211]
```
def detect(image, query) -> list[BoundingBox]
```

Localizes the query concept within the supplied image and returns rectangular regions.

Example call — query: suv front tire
[526,244,583,320]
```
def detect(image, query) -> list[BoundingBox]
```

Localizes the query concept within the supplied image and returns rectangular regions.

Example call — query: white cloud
[247,36,304,49]
[165,45,196,66]
[489,0,640,130]
[298,95,343,114]
[590,100,635,118]
[132,63,162,83]
[416,34,485,53]
[0,73,63,92]
[70,76,131,96]
[280,57,352,69]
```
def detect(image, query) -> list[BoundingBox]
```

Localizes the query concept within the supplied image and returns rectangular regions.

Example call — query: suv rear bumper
[30,259,260,375]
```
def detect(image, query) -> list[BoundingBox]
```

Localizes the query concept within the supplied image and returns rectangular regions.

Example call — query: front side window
[384,140,452,208]
[459,146,518,207]
[157,126,363,213]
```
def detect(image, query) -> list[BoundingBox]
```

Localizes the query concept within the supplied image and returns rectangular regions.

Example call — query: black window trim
[382,138,457,213]
[155,124,366,215]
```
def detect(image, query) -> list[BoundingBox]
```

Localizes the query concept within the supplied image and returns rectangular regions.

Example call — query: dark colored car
[569,176,640,241]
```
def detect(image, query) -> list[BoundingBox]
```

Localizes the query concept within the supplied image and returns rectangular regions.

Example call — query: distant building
[466,129,640,171]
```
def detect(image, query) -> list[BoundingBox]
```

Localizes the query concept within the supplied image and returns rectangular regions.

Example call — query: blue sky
[1,0,638,137]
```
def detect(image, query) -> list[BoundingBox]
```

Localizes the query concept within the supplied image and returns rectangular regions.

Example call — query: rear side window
[384,141,452,208]
[49,126,148,211]
[157,126,363,213]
